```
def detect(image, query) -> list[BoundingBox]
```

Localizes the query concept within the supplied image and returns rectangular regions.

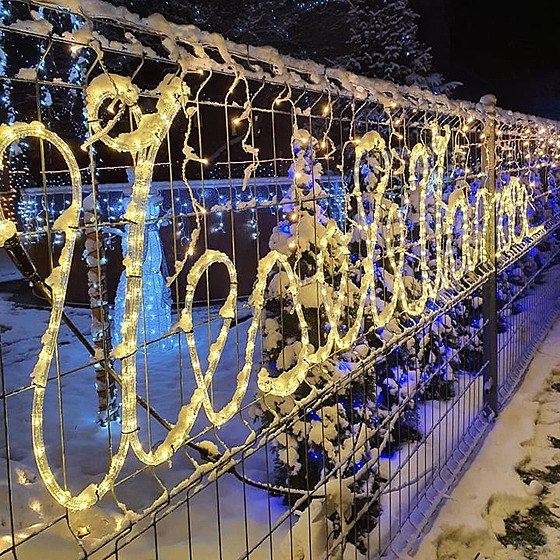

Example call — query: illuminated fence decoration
[1,1,560,558]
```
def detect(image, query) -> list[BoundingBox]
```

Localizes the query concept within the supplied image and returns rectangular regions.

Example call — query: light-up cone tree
[113,190,173,353]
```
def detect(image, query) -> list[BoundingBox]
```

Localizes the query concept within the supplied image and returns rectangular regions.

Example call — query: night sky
[412,0,560,119]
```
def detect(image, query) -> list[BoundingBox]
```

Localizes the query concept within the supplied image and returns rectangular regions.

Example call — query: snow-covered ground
[0,251,292,559]
[406,316,560,560]
[3,246,560,559]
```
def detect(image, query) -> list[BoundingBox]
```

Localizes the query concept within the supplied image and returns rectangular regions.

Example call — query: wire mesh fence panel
[0,1,560,559]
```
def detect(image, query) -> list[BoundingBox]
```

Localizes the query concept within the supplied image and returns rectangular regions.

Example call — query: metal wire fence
[0,1,560,559]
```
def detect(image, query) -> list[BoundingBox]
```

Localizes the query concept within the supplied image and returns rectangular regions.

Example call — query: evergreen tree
[105,0,455,93]
[108,0,298,53]
[255,126,429,552]
[341,0,453,92]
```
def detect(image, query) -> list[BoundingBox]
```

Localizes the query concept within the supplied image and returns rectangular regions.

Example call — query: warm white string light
[85,73,188,468]
[0,74,552,512]
[0,122,129,511]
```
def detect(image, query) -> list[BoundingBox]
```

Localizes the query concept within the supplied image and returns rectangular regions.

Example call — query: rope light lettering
[0,122,126,511]
[0,72,547,511]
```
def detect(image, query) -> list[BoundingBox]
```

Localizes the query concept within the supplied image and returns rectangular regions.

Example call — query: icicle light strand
[0,66,552,510]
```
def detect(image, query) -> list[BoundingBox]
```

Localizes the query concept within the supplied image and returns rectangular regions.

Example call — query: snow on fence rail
[0,0,560,558]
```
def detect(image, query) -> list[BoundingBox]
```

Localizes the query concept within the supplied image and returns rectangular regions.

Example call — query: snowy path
[405,316,560,560]
[4,247,560,559]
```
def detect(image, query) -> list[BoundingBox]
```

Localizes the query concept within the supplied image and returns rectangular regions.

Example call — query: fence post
[480,94,499,416]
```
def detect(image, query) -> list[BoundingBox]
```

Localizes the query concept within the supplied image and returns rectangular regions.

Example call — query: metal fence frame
[1,1,560,559]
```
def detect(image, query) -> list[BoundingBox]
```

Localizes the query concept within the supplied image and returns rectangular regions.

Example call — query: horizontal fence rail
[0,1,560,558]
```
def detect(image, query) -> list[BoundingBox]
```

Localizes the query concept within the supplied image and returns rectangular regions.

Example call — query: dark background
[105,0,560,119]
[412,0,560,119]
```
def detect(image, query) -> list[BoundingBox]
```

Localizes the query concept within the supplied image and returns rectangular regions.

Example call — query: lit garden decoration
[0,7,560,552]
[0,64,551,512]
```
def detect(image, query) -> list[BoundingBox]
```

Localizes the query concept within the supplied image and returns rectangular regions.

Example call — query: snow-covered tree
[255,126,427,553]
[340,0,453,93]
[106,0,455,93]
[108,0,298,51]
